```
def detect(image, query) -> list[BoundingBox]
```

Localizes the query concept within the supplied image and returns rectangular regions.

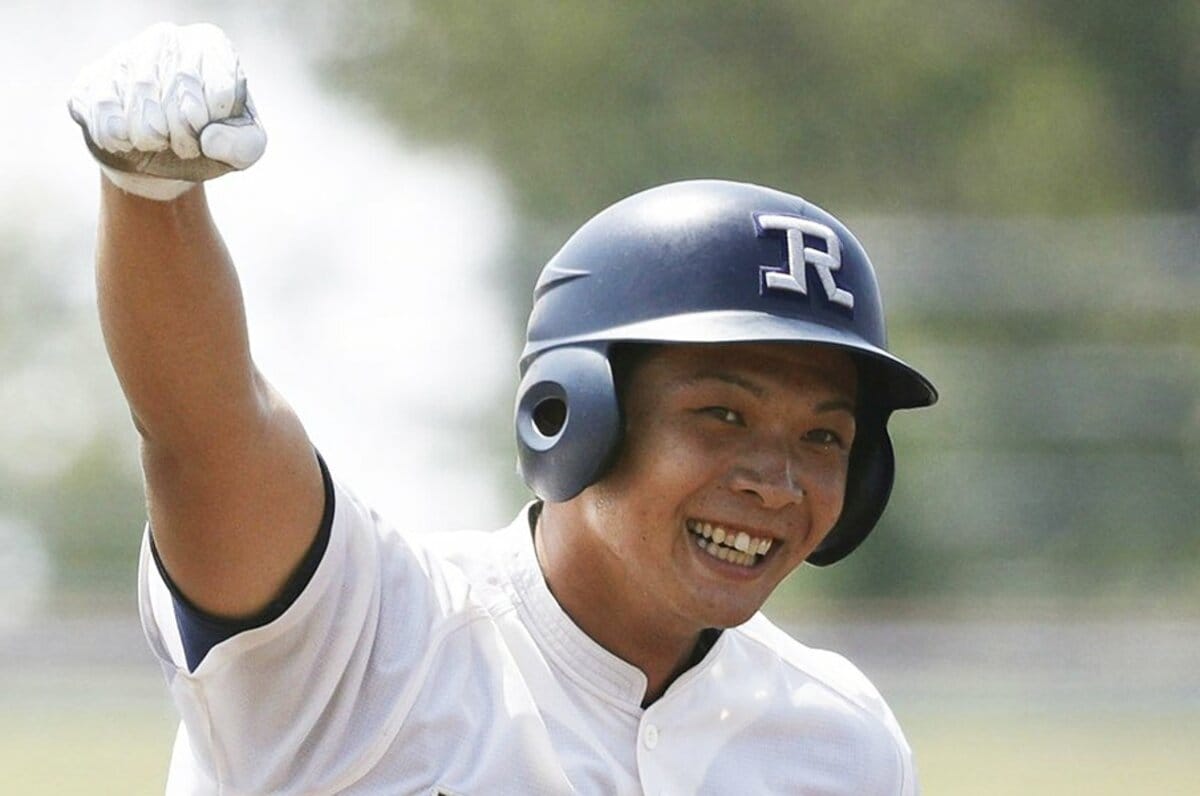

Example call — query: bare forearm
[97,177,262,450]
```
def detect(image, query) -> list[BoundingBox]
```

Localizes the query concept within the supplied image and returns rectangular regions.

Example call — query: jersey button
[643,724,659,749]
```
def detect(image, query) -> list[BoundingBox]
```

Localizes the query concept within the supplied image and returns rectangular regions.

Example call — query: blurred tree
[310,0,1198,225]
[1020,0,1200,209]
[0,222,145,607]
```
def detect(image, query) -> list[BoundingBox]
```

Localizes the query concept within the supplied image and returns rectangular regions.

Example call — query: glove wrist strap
[101,165,195,202]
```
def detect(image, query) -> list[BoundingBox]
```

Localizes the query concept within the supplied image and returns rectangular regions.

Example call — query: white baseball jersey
[139,464,919,794]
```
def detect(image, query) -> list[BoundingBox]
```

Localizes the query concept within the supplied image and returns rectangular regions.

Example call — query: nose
[727,448,805,510]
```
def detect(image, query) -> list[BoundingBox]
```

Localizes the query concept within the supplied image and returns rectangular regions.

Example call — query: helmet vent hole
[531,397,567,438]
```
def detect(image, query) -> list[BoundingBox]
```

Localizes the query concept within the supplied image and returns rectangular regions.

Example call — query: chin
[700,602,762,630]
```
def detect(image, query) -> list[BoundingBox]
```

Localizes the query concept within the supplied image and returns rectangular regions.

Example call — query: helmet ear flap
[515,346,622,502]
[807,412,896,566]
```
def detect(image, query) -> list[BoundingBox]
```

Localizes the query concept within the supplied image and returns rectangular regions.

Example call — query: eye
[700,406,743,425]
[804,428,846,448]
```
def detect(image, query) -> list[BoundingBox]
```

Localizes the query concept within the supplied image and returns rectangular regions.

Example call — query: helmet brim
[522,310,937,410]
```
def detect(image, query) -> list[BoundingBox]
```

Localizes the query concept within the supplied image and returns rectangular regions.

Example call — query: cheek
[611,419,709,484]
[803,455,851,523]
[592,425,716,521]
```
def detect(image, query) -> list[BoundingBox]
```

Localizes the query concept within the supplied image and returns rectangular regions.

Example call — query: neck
[533,502,709,705]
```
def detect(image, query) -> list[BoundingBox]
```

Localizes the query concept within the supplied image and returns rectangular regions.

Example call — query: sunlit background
[1,1,1197,793]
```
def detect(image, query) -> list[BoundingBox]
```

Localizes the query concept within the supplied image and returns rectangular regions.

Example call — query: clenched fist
[68,22,266,200]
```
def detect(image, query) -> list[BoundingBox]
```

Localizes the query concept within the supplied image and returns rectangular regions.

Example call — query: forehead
[629,342,858,400]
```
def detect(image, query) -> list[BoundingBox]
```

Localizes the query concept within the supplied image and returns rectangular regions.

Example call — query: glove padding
[68,22,266,200]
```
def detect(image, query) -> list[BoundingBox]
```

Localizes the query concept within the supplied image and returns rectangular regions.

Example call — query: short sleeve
[148,453,337,672]
[137,472,487,793]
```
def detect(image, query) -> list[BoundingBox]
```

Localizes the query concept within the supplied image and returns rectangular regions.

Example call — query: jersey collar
[501,502,649,711]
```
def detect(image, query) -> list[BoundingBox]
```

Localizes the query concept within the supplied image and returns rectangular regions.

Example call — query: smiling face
[541,342,858,645]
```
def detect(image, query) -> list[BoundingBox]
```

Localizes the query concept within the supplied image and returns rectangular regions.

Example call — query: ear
[515,345,622,502]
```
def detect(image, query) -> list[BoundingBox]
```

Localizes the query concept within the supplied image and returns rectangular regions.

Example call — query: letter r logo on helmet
[756,213,855,310]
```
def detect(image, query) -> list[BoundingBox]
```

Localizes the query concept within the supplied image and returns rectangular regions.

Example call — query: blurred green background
[2,0,1197,792]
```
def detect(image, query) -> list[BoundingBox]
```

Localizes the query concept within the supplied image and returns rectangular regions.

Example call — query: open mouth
[686,519,774,569]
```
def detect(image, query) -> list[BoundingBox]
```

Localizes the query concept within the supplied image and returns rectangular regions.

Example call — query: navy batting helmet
[514,180,936,565]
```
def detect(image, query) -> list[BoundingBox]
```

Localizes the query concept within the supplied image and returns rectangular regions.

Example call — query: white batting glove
[68,22,266,201]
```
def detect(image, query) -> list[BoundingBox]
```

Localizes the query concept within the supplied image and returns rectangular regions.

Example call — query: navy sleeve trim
[149,451,337,672]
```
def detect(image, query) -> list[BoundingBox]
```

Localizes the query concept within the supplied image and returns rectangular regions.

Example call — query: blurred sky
[1,1,521,621]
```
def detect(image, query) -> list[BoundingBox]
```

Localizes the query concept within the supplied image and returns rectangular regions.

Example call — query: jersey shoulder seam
[732,615,895,727]
[731,616,910,787]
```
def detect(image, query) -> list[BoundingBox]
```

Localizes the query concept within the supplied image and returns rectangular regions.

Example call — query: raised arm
[73,24,324,619]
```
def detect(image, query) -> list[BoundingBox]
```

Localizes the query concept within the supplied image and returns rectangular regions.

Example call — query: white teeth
[687,520,776,567]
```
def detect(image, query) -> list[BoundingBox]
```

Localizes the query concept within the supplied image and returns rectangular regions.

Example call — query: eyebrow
[683,371,856,414]
[814,398,856,415]
[685,371,766,398]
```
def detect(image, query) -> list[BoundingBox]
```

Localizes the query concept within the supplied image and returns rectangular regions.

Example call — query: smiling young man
[72,23,935,796]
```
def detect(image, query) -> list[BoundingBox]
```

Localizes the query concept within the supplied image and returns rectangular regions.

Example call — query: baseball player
[71,23,937,795]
